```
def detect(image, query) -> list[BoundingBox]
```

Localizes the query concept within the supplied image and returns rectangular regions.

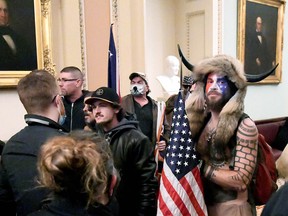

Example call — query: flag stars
[165,93,201,178]
[181,130,186,135]
[109,50,113,58]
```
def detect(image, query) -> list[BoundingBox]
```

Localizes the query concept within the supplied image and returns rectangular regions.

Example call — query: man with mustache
[186,55,258,216]
[85,87,158,216]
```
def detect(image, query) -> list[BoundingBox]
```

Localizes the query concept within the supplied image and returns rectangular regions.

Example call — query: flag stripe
[158,190,172,216]
[158,162,207,215]
[157,92,207,216]
[161,168,190,215]
[158,168,182,216]
[180,169,206,216]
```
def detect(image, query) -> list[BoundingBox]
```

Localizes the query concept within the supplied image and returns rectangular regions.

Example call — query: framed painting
[237,0,285,84]
[0,0,54,88]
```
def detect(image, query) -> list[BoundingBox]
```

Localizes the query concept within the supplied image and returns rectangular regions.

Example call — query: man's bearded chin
[206,95,231,112]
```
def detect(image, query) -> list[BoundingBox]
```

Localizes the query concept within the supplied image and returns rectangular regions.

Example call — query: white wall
[222,0,288,120]
[0,90,26,141]
[145,0,288,121]
[145,0,177,101]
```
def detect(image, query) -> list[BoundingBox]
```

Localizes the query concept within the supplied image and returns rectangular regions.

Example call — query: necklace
[206,118,216,143]
[207,128,216,143]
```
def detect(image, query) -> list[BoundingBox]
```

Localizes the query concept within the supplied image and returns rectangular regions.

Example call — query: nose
[92,105,100,113]
[210,82,218,90]
[133,86,138,91]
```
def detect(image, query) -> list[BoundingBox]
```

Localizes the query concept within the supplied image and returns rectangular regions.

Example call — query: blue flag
[108,24,119,94]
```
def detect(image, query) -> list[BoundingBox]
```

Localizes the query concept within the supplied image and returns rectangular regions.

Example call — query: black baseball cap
[182,76,194,86]
[85,87,120,106]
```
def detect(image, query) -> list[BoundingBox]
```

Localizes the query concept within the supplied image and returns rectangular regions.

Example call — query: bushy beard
[206,93,232,112]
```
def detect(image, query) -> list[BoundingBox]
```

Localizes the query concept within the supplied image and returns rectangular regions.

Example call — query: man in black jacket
[58,66,90,131]
[0,70,67,216]
[85,87,158,216]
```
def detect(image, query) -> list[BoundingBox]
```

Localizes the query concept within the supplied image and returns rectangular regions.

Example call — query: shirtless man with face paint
[185,55,258,216]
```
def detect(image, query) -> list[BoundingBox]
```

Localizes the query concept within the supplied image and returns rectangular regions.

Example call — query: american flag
[157,92,207,216]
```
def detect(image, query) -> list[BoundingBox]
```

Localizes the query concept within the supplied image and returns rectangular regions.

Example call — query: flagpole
[179,55,183,91]
[178,44,183,92]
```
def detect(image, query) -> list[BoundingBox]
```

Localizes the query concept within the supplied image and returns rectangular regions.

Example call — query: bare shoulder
[237,117,258,140]
[241,117,257,127]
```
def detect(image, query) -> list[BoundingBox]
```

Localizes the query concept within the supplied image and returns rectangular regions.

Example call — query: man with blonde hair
[0,70,67,216]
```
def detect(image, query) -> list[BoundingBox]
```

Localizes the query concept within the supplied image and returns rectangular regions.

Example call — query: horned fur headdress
[185,55,247,164]
[178,45,278,165]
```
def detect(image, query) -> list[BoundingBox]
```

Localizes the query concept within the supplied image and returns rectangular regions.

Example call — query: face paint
[205,73,229,95]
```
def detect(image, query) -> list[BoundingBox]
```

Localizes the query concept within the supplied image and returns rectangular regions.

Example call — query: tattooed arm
[204,118,258,191]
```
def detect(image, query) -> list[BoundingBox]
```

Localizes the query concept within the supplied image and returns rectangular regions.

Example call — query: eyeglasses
[57,78,79,83]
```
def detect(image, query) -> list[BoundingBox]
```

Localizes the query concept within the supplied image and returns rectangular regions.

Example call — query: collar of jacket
[24,114,68,132]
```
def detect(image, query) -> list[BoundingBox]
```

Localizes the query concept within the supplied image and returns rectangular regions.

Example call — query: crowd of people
[0,54,286,216]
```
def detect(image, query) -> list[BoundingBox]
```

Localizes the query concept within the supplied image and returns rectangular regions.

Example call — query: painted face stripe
[206,74,229,94]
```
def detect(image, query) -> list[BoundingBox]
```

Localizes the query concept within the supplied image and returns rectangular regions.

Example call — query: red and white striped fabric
[157,91,207,216]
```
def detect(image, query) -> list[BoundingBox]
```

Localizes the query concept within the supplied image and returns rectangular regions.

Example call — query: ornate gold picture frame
[238,0,285,84]
[0,0,54,88]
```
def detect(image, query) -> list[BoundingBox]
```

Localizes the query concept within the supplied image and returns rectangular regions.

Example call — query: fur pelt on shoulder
[185,55,248,164]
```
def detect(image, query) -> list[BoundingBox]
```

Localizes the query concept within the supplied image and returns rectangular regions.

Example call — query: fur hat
[185,54,248,164]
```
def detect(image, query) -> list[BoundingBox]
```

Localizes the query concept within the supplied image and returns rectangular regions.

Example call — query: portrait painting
[238,0,284,84]
[0,0,54,88]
